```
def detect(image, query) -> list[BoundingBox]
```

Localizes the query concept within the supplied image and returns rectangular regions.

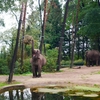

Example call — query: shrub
[61,59,84,68]
[14,58,31,74]
[23,58,31,73]
[43,49,58,72]
[61,60,70,67]
[73,59,84,66]
[0,59,9,74]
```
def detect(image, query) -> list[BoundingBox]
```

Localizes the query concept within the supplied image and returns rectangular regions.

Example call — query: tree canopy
[78,1,100,38]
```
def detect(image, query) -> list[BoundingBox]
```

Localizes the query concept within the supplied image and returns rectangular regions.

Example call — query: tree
[45,0,62,48]
[0,0,15,12]
[78,1,100,50]
[21,2,27,67]
[56,0,70,71]
[39,0,48,54]
[70,0,80,68]
[8,2,25,82]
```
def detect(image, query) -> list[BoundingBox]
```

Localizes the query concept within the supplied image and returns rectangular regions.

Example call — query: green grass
[92,71,100,75]
[14,72,32,76]
[0,82,7,87]
[95,71,100,74]
[0,81,21,88]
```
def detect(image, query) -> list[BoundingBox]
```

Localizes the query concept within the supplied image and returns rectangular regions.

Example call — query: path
[0,66,100,88]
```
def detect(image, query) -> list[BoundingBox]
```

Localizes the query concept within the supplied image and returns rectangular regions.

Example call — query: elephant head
[32,49,40,61]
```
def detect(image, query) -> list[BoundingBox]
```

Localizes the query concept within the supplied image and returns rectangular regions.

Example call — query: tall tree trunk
[21,2,27,68]
[68,30,71,58]
[70,26,76,68]
[39,0,48,54]
[82,37,85,60]
[70,0,80,68]
[77,35,80,59]
[56,0,70,71]
[8,3,24,82]
[38,0,42,30]
[98,0,100,6]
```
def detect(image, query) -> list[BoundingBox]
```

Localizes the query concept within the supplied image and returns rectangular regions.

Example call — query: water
[0,88,100,100]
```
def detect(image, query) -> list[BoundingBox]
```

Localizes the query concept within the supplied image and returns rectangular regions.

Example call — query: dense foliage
[78,1,100,50]
[45,0,62,48]
[43,49,58,72]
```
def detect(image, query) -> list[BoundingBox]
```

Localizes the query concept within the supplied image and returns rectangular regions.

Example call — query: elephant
[85,50,100,67]
[30,49,46,78]
[30,40,46,77]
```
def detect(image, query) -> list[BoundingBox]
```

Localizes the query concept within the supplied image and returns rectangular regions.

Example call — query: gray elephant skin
[30,49,46,78]
[85,50,100,67]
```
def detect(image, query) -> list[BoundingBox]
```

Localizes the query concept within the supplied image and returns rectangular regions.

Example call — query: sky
[0,0,39,31]
[0,12,17,31]
[0,0,65,32]
[0,11,19,51]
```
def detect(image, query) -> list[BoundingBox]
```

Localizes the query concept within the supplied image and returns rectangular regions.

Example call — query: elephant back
[86,50,100,60]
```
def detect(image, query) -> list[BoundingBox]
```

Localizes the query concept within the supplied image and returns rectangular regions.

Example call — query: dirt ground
[0,66,100,88]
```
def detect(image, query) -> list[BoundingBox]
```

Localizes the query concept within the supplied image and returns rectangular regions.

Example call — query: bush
[73,59,84,66]
[61,60,70,67]
[14,58,31,74]
[0,59,9,74]
[61,59,84,67]
[23,58,31,73]
[43,49,58,72]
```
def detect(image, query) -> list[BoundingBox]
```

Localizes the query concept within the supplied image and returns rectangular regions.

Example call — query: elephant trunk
[32,40,35,56]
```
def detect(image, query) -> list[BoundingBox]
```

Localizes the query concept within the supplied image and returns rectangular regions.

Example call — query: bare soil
[0,66,100,88]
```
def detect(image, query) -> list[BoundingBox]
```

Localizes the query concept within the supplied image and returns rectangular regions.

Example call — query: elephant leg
[87,62,90,67]
[91,61,94,66]
[86,58,89,66]
[35,66,38,77]
[86,59,90,67]
[86,60,88,66]
[88,61,91,67]
[37,65,42,77]
[96,60,98,66]
[32,65,36,78]
[87,61,89,67]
